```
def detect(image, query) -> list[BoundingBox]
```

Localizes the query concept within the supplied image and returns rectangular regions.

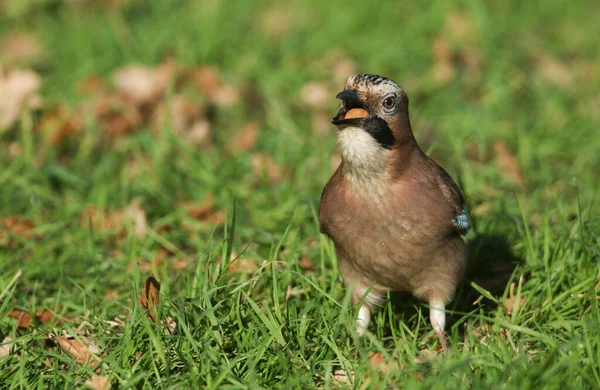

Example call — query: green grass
[1,0,599,388]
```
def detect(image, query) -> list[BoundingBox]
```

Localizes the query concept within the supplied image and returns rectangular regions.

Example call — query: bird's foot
[435,329,449,353]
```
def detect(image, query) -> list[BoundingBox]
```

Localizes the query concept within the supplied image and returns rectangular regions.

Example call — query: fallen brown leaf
[503,282,526,315]
[35,309,53,324]
[104,290,119,300]
[126,199,147,238]
[81,199,149,239]
[368,352,401,378]
[285,285,307,300]
[8,309,31,329]
[192,66,239,108]
[0,215,36,248]
[299,257,314,269]
[184,193,225,224]
[112,61,175,105]
[54,335,101,366]
[78,74,107,95]
[0,32,43,64]
[252,153,284,184]
[332,368,353,385]
[163,316,177,335]
[0,68,41,132]
[228,257,258,273]
[37,104,83,146]
[230,122,259,153]
[85,375,109,390]
[493,141,525,185]
[152,94,211,145]
[139,276,161,322]
[0,337,13,359]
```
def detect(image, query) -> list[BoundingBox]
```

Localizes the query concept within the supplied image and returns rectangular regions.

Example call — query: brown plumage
[319,74,471,350]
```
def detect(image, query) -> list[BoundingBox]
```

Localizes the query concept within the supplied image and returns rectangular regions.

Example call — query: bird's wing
[451,204,471,235]
[437,167,471,235]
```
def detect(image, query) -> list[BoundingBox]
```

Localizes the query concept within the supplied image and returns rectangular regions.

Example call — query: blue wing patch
[452,205,471,235]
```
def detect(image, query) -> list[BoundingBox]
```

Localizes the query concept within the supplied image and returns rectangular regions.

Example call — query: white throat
[336,126,390,186]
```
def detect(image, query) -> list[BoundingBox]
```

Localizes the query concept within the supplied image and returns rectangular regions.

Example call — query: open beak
[331,89,369,127]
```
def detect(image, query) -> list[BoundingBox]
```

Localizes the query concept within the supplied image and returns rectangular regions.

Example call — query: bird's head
[331,74,416,178]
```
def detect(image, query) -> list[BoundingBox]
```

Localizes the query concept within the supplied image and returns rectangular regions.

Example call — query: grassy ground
[1,0,599,388]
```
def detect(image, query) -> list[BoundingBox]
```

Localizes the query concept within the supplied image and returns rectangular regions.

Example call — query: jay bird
[319,74,471,350]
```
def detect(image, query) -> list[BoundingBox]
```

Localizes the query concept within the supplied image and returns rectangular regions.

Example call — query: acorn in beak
[331,89,370,127]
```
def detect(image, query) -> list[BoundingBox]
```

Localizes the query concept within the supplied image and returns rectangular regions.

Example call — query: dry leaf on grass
[136,247,190,272]
[0,32,43,64]
[54,335,101,366]
[35,309,54,324]
[82,199,148,239]
[0,68,41,132]
[139,276,161,322]
[78,74,107,95]
[163,316,177,335]
[227,251,258,273]
[85,375,109,390]
[503,281,526,315]
[285,285,307,300]
[0,337,13,359]
[299,257,314,270]
[493,141,525,185]
[230,122,259,153]
[368,352,402,378]
[1,215,37,248]
[184,193,225,224]
[126,199,147,238]
[192,66,239,108]
[8,309,31,329]
[252,153,285,184]
[7,308,55,329]
[332,368,354,385]
[37,104,84,146]
[112,61,175,105]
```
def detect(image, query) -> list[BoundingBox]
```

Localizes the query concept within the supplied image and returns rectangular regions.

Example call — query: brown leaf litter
[0,31,43,65]
[0,215,38,248]
[229,122,259,153]
[503,280,526,316]
[251,153,285,184]
[85,375,110,390]
[81,198,148,239]
[183,193,225,224]
[0,67,42,132]
[493,141,525,185]
[139,276,161,322]
[0,337,14,359]
[53,334,102,367]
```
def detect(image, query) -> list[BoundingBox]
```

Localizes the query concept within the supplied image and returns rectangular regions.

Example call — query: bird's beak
[331,89,369,128]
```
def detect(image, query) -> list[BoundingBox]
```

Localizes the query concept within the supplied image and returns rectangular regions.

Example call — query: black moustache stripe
[362,117,395,149]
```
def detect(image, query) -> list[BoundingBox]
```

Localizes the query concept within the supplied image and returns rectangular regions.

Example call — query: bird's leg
[356,305,371,337]
[429,299,449,351]
[350,283,379,337]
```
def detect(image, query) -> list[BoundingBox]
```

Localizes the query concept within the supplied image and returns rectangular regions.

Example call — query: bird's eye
[383,96,395,109]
